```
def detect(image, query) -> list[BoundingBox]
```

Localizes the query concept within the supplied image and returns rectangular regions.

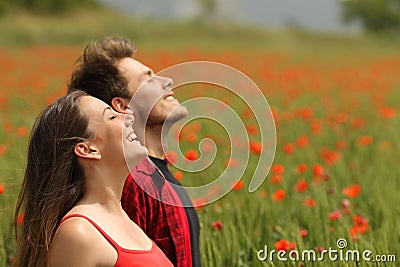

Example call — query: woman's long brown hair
[14,91,94,267]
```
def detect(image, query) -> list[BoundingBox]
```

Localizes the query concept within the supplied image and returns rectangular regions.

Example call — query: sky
[97,0,361,33]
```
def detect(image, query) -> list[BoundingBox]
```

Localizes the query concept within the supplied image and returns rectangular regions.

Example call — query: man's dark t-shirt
[149,156,201,267]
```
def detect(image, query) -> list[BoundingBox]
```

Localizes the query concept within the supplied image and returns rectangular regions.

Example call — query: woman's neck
[79,165,126,213]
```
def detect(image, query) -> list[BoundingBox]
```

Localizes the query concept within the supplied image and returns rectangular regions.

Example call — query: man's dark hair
[68,36,136,105]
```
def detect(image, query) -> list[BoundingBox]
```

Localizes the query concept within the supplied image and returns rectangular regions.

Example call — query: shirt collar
[134,157,158,176]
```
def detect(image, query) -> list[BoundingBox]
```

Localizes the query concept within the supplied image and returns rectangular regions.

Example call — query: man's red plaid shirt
[121,158,192,267]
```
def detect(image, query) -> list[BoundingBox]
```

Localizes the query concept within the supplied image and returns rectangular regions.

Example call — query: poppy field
[0,38,400,266]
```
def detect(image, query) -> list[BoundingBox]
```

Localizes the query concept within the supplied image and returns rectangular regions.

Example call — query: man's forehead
[119,57,150,72]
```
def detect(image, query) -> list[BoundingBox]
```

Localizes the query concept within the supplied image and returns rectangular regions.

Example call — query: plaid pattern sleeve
[121,158,193,267]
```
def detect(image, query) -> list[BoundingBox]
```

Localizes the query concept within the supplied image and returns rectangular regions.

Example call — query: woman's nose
[124,113,135,127]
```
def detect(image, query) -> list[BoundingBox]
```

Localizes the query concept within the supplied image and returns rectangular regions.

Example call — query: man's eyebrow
[102,106,112,116]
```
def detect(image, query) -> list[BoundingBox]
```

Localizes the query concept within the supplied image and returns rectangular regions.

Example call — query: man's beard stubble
[146,106,188,128]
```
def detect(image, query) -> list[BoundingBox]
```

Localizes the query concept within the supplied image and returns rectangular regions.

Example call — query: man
[68,37,201,267]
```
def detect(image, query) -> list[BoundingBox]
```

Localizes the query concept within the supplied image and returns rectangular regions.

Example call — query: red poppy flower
[232,180,244,190]
[342,184,361,198]
[0,94,7,107]
[353,214,368,227]
[283,143,295,155]
[191,122,202,132]
[357,136,373,146]
[185,149,199,161]
[165,151,177,164]
[272,164,285,174]
[274,240,295,251]
[302,198,316,208]
[296,135,309,148]
[379,107,395,118]
[341,199,351,209]
[295,179,308,192]
[297,163,308,174]
[350,225,365,237]
[297,107,313,120]
[270,175,284,184]
[192,198,207,210]
[241,108,253,119]
[272,189,285,201]
[174,170,183,181]
[311,120,321,135]
[0,184,5,194]
[0,144,7,156]
[328,210,341,221]
[17,212,24,225]
[299,228,308,238]
[250,141,262,154]
[211,221,223,231]
[17,126,28,137]
[349,217,369,239]
[313,164,324,176]
[246,124,258,135]
[321,148,340,165]
[201,140,213,152]
[186,132,197,143]
[177,131,183,141]
[350,216,369,236]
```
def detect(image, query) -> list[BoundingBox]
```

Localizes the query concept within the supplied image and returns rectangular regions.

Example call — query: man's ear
[74,142,101,160]
[111,97,130,114]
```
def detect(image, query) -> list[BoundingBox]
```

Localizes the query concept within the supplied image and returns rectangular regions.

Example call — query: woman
[14,91,173,267]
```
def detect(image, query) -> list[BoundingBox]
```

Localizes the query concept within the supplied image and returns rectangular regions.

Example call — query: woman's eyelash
[110,115,117,120]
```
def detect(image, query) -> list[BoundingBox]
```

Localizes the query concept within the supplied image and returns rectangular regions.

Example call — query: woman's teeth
[127,132,137,142]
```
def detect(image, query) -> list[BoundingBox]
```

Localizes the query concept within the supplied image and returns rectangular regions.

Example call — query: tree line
[0,0,98,14]
[1,0,400,33]
[340,0,400,32]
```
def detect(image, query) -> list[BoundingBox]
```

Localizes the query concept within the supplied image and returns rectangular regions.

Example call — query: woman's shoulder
[56,214,97,240]
[50,216,97,254]
[49,214,116,266]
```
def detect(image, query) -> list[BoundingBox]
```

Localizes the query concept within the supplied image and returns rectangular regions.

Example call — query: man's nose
[162,77,173,89]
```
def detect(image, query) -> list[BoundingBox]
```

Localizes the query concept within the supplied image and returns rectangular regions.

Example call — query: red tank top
[58,214,174,267]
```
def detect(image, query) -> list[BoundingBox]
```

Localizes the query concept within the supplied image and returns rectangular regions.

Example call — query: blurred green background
[1,1,400,266]
[1,0,400,47]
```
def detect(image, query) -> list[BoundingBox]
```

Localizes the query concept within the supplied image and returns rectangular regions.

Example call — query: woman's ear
[74,142,101,160]
[111,97,130,114]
